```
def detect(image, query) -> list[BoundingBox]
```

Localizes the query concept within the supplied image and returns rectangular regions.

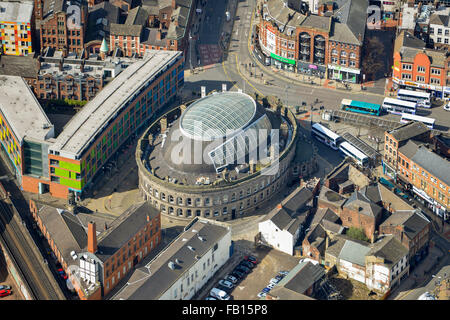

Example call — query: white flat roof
[0,1,33,23]
[50,50,182,159]
[0,75,54,144]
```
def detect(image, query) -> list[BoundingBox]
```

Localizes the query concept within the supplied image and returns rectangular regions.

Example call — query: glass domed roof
[180,92,257,141]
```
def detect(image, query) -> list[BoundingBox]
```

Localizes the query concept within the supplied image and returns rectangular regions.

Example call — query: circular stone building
[136,91,311,221]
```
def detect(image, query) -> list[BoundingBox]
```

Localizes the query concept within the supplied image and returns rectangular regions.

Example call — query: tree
[346,227,369,242]
[361,37,385,81]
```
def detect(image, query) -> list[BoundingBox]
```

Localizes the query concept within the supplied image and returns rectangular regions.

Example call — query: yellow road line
[234,53,264,96]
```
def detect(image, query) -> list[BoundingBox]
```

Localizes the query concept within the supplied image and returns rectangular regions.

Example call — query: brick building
[392,30,450,99]
[0,51,183,200]
[379,210,431,267]
[257,0,367,83]
[38,0,88,56]
[383,122,449,219]
[109,0,194,57]
[0,1,34,56]
[341,190,383,242]
[29,200,161,299]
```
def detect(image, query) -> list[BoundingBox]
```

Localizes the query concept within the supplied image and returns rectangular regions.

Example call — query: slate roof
[343,191,382,219]
[110,23,143,36]
[299,14,331,31]
[394,31,426,53]
[112,219,230,300]
[282,186,313,214]
[86,1,121,43]
[411,146,450,186]
[429,13,449,27]
[277,261,325,294]
[125,6,149,25]
[267,208,294,231]
[380,211,430,240]
[317,186,347,207]
[388,122,430,143]
[330,0,368,45]
[398,139,420,159]
[360,183,414,212]
[266,286,315,300]
[368,235,409,268]
[96,202,160,262]
[399,47,448,68]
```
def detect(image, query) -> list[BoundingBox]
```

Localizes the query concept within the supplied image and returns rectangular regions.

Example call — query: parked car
[218,279,234,289]
[210,287,231,300]
[226,275,238,284]
[0,285,11,291]
[244,255,258,264]
[57,268,68,280]
[278,271,289,276]
[267,283,276,289]
[269,277,281,285]
[257,291,267,298]
[261,287,271,293]
[236,265,251,274]
[240,260,255,269]
[0,289,11,298]
[231,270,245,279]
[216,284,232,294]
[205,296,217,300]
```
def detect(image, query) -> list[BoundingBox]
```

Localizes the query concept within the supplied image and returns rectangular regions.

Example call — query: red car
[244,255,258,264]
[0,289,12,297]
[57,268,68,280]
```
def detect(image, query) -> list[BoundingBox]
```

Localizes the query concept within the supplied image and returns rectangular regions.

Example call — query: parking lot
[203,244,301,300]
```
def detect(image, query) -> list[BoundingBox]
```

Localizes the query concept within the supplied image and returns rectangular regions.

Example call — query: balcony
[300,33,311,39]
[315,43,325,50]
[314,51,325,58]
[300,48,310,54]
[315,37,325,43]
[300,41,310,47]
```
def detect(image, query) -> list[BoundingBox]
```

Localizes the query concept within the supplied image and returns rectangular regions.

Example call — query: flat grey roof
[50,50,182,159]
[0,75,54,144]
[0,1,33,23]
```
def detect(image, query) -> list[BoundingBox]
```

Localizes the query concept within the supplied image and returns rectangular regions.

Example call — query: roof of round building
[179,92,257,141]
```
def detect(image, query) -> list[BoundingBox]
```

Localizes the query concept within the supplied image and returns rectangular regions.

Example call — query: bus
[397,89,431,108]
[338,141,369,167]
[400,113,435,129]
[311,123,343,150]
[382,97,417,115]
[341,99,382,116]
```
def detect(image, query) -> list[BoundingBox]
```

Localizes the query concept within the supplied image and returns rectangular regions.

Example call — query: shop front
[327,64,360,83]
[269,52,296,72]
[382,161,396,180]
[297,61,326,78]
[392,77,450,100]
[412,186,448,220]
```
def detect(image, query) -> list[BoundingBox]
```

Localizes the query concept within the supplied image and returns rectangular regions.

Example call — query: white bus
[400,113,435,129]
[397,89,431,108]
[339,141,369,167]
[311,123,343,150]
[382,97,417,115]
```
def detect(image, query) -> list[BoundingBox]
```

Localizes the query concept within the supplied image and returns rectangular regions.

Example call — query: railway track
[0,200,64,300]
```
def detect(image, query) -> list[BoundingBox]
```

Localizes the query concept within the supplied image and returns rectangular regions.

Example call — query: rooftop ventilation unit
[187,246,195,252]
[168,261,176,270]
[175,258,182,264]
[198,235,206,242]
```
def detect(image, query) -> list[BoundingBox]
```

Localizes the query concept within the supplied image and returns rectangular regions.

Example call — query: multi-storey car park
[136,91,306,221]
[0,50,184,200]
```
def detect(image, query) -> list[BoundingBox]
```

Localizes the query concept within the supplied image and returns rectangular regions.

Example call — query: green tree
[361,37,385,81]
[346,227,369,242]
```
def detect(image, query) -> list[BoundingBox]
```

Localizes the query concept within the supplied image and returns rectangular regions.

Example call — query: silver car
[218,279,234,289]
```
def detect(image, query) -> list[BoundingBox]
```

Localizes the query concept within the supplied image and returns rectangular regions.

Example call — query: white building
[259,206,303,255]
[111,218,232,300]
[328,234,409,294]
[429,12,450,47]
[258,185,314,256]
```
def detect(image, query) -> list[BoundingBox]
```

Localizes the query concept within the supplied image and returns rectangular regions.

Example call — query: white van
[210,287,231,300]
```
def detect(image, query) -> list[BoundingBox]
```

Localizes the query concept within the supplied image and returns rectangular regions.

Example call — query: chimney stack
[277,204,283,209]
[156,29,162,40]
[87,221,98,254]
[147,214,150,222]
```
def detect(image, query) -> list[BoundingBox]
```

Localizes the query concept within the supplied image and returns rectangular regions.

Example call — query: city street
[184,0,450,132]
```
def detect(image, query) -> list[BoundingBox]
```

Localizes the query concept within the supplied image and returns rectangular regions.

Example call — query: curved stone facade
[136,97,300,221]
